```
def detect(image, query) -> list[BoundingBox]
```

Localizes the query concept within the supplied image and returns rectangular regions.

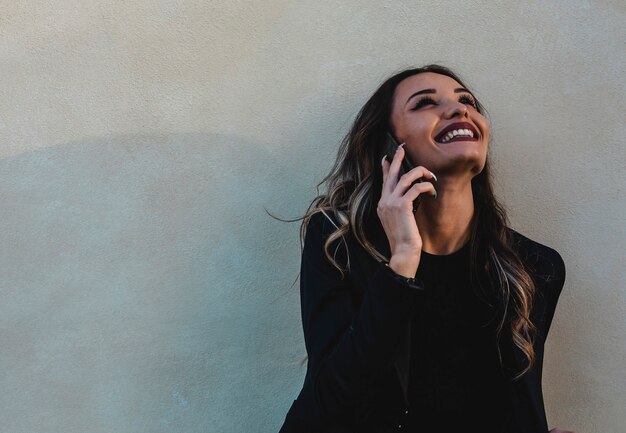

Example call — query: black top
[405,242,516,431]
[279,211,566,433]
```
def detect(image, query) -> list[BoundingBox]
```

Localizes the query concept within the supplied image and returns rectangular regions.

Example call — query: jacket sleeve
[286,212,427,426]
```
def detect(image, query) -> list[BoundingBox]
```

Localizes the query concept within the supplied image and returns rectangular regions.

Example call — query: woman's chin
[430,153,486,177]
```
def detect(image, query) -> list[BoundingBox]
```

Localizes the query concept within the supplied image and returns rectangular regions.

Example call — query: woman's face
[389,72,490,178]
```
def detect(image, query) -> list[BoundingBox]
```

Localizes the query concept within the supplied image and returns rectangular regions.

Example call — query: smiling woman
[275,64,573,433]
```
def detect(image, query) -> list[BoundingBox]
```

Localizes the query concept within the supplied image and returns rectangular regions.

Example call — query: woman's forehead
[396,73,462,97]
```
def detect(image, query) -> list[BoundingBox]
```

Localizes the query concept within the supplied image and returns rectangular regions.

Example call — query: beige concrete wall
[0,1,623,432]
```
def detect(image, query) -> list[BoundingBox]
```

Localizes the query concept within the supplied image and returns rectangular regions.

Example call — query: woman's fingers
[381,143,406,195]
[381,144,437,208]
[404,180,437,204]
[381,155,388,184]
[392,166,437,199]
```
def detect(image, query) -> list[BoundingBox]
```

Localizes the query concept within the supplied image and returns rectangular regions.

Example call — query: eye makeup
[411,94,478,111]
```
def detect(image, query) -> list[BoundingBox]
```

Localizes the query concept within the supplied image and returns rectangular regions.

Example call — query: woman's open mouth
[437,132,478,144]
[434,122,480,144]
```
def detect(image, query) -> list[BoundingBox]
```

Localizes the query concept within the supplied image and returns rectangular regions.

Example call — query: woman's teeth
[439,129,475,143]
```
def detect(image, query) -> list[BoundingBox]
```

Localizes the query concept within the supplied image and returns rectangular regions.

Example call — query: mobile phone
[384,131,428,213]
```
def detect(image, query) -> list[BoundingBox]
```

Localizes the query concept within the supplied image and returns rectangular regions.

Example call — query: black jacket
[279,211,566,433]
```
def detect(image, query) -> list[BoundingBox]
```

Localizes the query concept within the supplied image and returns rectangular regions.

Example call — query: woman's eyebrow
[405,87,471,107]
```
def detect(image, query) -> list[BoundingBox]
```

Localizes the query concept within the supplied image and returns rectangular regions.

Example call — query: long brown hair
[270,64,538,381]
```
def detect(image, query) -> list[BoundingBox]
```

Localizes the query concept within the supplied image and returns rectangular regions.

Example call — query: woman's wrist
[388,253,420,280]
[379,256,424,291]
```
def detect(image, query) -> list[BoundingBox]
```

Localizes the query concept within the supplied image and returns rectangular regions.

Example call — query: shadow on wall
[0,133,307,432]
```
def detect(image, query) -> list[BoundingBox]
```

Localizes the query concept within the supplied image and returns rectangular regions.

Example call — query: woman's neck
[415,175,474,255]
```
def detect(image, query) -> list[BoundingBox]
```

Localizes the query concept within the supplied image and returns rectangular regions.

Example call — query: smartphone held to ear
[384,131,435,213]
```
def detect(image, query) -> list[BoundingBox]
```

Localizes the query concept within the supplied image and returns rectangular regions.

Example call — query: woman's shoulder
[304,210,346,247]
[302,210,351,264]
[306,210,342,232]
[504,226,566,288]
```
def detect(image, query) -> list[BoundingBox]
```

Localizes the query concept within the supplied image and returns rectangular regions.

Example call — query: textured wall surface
[0,1,624,432]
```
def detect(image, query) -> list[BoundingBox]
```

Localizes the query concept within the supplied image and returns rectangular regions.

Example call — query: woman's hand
[379,143,437,279]
[549,428,577,433]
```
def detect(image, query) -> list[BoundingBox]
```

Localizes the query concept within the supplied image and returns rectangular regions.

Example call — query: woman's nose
[443,101,469,119]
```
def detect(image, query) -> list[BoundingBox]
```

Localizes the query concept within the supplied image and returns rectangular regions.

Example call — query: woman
[278,65,573,433]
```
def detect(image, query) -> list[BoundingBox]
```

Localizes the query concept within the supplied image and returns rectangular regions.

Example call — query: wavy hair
[270,64,538,381]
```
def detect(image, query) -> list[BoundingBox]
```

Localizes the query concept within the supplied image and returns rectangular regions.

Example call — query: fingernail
[430,171,438,182]
[382,156,386,165]
[399,142,406,148]
[434,189,438,200]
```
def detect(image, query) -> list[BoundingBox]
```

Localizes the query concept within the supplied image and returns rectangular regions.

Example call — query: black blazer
[279,211,566,433]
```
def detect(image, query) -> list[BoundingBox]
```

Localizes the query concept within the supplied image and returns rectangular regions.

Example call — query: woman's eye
[411,96,436,110]
[460,95,478,108]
